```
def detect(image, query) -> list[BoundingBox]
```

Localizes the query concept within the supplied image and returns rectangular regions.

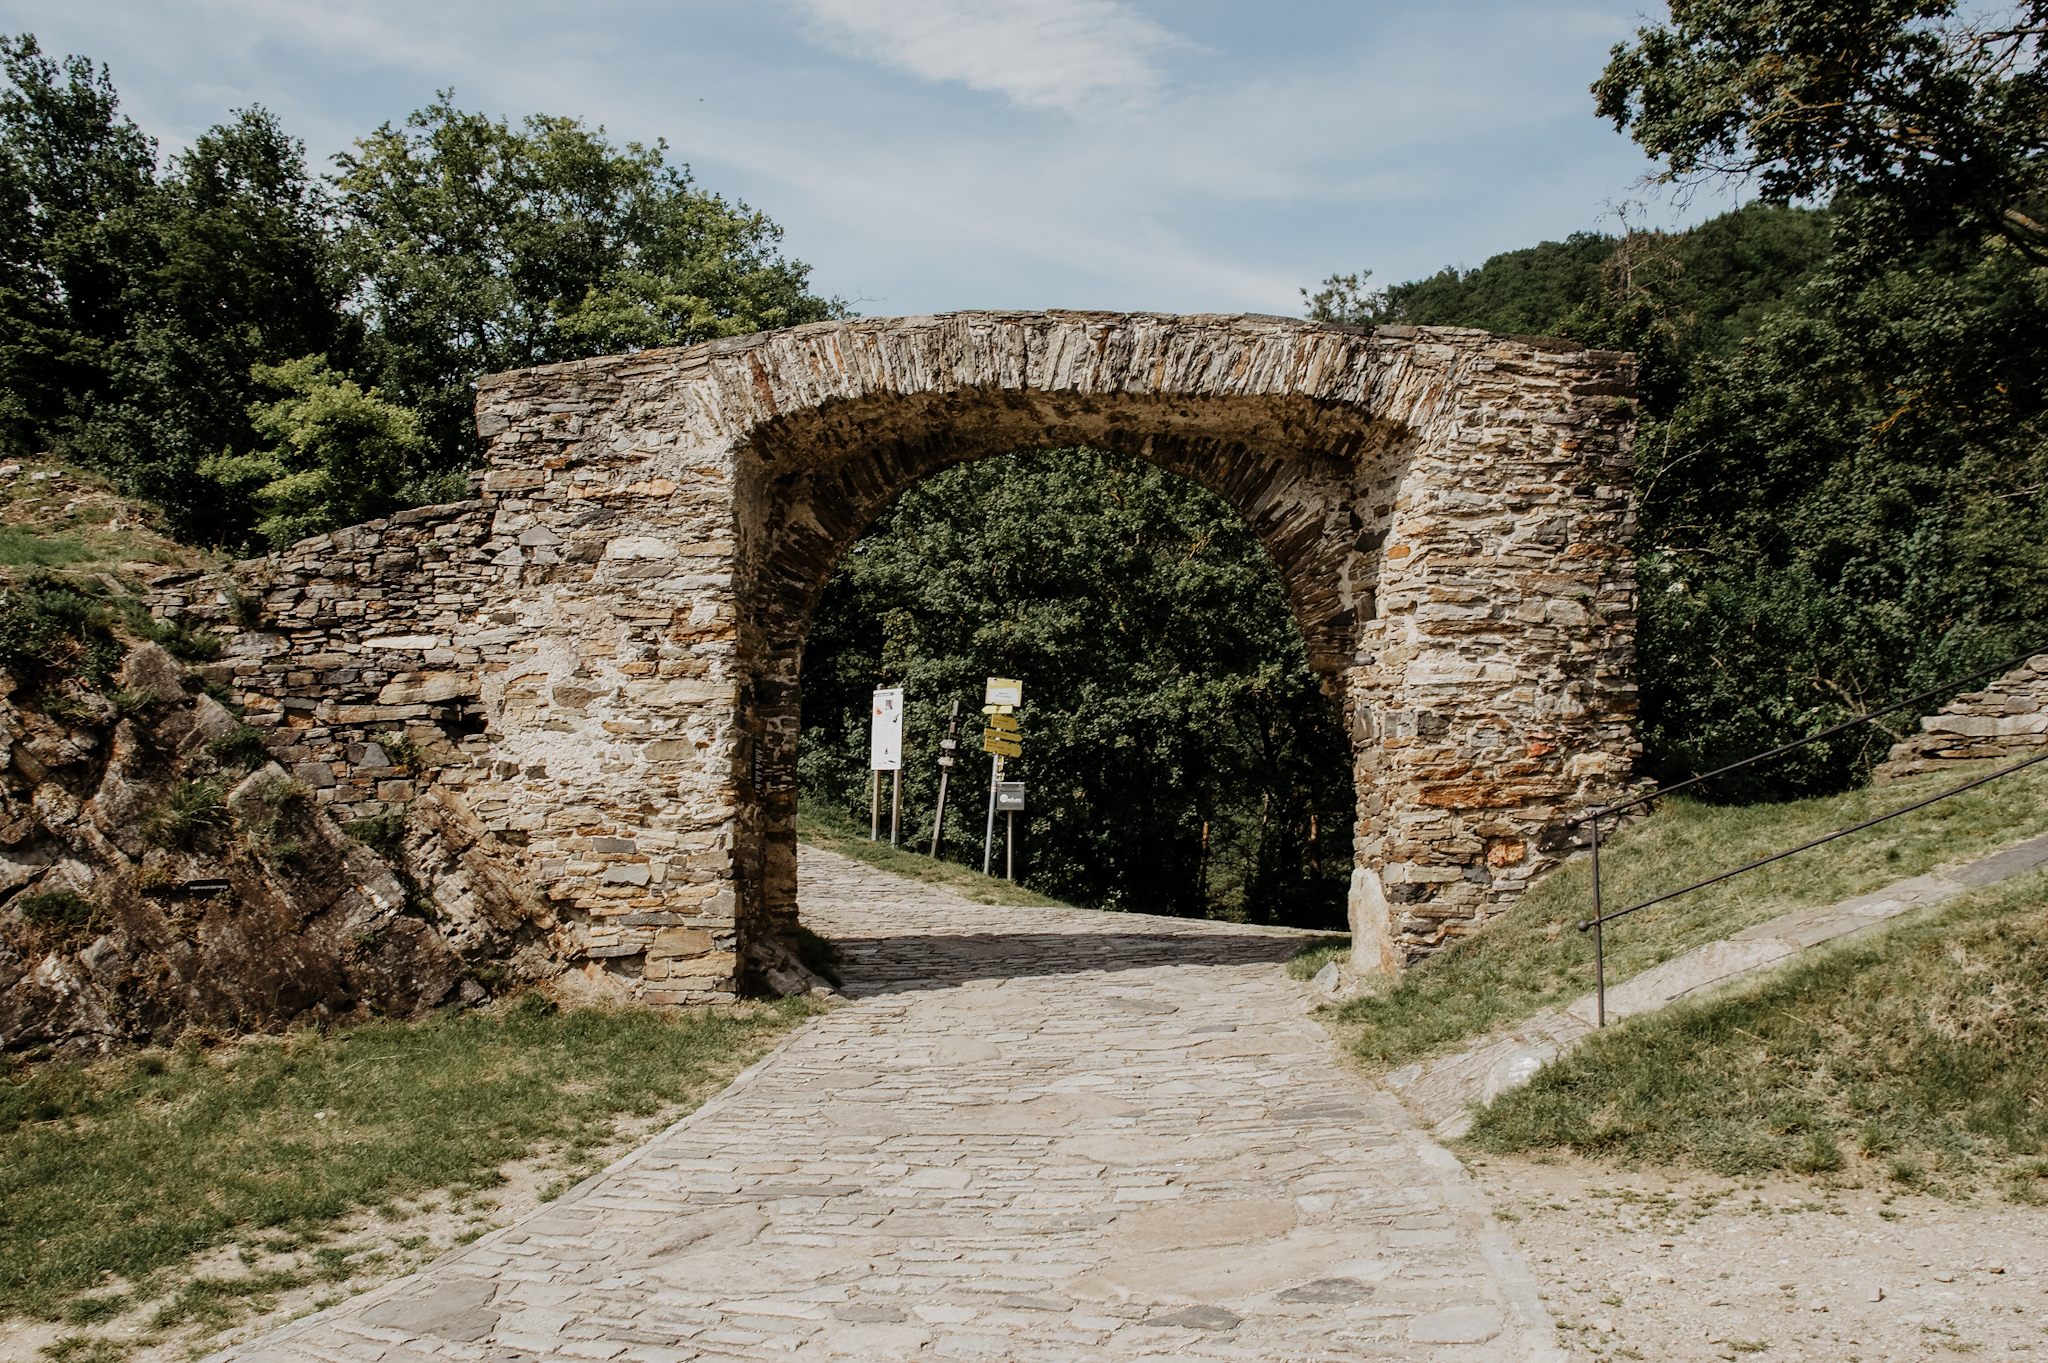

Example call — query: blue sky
[1,0,1734,317]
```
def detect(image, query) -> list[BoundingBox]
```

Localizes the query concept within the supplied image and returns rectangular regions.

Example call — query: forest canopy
[1305,0,2048,800]
[0,37,843,553]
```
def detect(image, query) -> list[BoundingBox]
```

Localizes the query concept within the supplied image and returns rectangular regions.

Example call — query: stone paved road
[216,848,1563,1363]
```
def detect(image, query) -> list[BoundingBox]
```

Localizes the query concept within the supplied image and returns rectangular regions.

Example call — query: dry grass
[1329,759,2048,1070]
[0,461,211,587]
[0,993,814,1324]
[796,796,1072,909]
[1470,868,2048,1196]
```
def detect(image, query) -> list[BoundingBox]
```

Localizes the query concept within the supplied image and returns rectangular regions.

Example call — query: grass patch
[795,795,1072,909]
[0,527,91,568]
[1287,936,1352,980]
[1331,761,2048,1070]
[140,776,228,851]
[0,994,814,1321]
[1467,869,2048,1189]
[14,890,102,932]
[206,724,272,770]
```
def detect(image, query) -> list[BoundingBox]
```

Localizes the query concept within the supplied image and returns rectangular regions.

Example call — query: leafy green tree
[0,36,361,546]
[1594,0,2048,261]
[75,108,361,544]
[333,97,847,466]
[800,448,1354,925]
[0,34,156,452]
[201,355,444,550]
[1572,0,2048,795]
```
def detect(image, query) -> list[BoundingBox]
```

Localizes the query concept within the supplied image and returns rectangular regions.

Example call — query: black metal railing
[1570,644,2048,1026]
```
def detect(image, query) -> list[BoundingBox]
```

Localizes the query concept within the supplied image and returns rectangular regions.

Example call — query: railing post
[1591,807,1606,1028]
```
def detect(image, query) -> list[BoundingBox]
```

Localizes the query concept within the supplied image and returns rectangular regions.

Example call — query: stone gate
[153,311,1640,1000]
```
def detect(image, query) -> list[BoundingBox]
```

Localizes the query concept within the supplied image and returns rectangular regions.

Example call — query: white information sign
[869,687,904,771]
[984,677,1022,707]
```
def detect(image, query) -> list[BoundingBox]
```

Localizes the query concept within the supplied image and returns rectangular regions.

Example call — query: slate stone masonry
[150,311,1642,999]
[1873,652,2048,784]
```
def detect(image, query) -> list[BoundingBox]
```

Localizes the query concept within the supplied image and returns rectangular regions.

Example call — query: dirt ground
[1469,1150,2048,1361]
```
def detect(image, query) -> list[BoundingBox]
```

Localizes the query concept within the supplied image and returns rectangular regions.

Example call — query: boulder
[118,642,187,705]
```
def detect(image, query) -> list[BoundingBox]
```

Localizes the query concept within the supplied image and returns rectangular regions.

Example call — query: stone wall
[1872,652,2048,785]
[152,310,1643,995]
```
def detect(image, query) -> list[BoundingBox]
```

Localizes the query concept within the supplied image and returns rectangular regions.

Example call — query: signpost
[929,700,960,857]
[981,678,1021,875]
[996,781,1025,881]
[870,687,904,845]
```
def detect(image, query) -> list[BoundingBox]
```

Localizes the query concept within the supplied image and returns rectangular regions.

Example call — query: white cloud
[789,0,1182,114]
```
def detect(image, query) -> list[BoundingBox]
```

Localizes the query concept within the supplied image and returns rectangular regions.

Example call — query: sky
[0,0,1736,318]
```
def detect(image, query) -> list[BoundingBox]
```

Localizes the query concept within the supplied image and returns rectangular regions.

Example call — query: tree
[799,448,1354,925]
[77,108,361,544]
[202,355,442,551]
[0,34,156,452]
[1594,0,2048,261]
[333,97,847,468]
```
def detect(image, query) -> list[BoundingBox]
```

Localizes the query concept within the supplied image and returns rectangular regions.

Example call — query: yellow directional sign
[982,735,1022,757]
[986,713,1019,733]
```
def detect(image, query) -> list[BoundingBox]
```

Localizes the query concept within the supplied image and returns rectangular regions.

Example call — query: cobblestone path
[217,847,1561,1363]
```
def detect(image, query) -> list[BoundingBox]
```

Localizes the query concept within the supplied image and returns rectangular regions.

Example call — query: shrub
[206,724,270,769]
[114,600,222,661]
[0,573,125,685]
[14,889,100,930]
[341,811,405,861]
[36,693,99,728]
[374,730,422,774]
[109,687,154,718]
[142,778,228,850]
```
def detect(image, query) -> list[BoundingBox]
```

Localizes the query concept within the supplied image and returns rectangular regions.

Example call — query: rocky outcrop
[0,642,569,1059]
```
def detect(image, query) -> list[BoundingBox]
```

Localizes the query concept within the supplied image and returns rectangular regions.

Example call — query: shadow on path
[828,927,1313,996]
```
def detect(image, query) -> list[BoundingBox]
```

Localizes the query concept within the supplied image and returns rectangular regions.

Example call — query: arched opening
[344,311,1645,1006]
[732,380,1419,978]
[796,445,1358,925]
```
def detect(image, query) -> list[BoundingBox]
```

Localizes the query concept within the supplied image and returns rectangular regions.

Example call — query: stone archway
[159,312,1638,1002]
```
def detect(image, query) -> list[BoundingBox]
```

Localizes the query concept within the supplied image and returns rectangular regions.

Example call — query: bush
[35,692,98,728]
[142,778,228,850]
[115,600,222,661]
[206,724,270,769]
[14,889,100,930]
[0,573,125,685]
[341,811,405,861]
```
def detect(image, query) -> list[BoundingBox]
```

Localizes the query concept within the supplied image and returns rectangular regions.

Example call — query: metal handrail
[1570,646,2046,1026]
[1568,642,2048,828]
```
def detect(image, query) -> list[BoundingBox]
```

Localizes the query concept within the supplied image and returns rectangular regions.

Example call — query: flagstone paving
[213,846,1563,1363]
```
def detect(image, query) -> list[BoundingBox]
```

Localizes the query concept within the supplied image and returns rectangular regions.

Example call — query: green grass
[796,795,1072,909]
[1331,760,2048,1070]
[0,526,91,568]
[1286,936,1352,980]
[1468,868,2048,1194]
[0,993,814,1320]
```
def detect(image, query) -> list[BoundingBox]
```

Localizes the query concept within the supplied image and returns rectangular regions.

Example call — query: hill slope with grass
[1314,758,2048,1194]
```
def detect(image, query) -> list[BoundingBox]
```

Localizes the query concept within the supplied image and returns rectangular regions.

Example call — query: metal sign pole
[930,700,959,857]
[1006,810,1014,881]
[1591,808,1606,1028]
[890,769,902,846]
[870,770,880,842]
[982,754,1001,875]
